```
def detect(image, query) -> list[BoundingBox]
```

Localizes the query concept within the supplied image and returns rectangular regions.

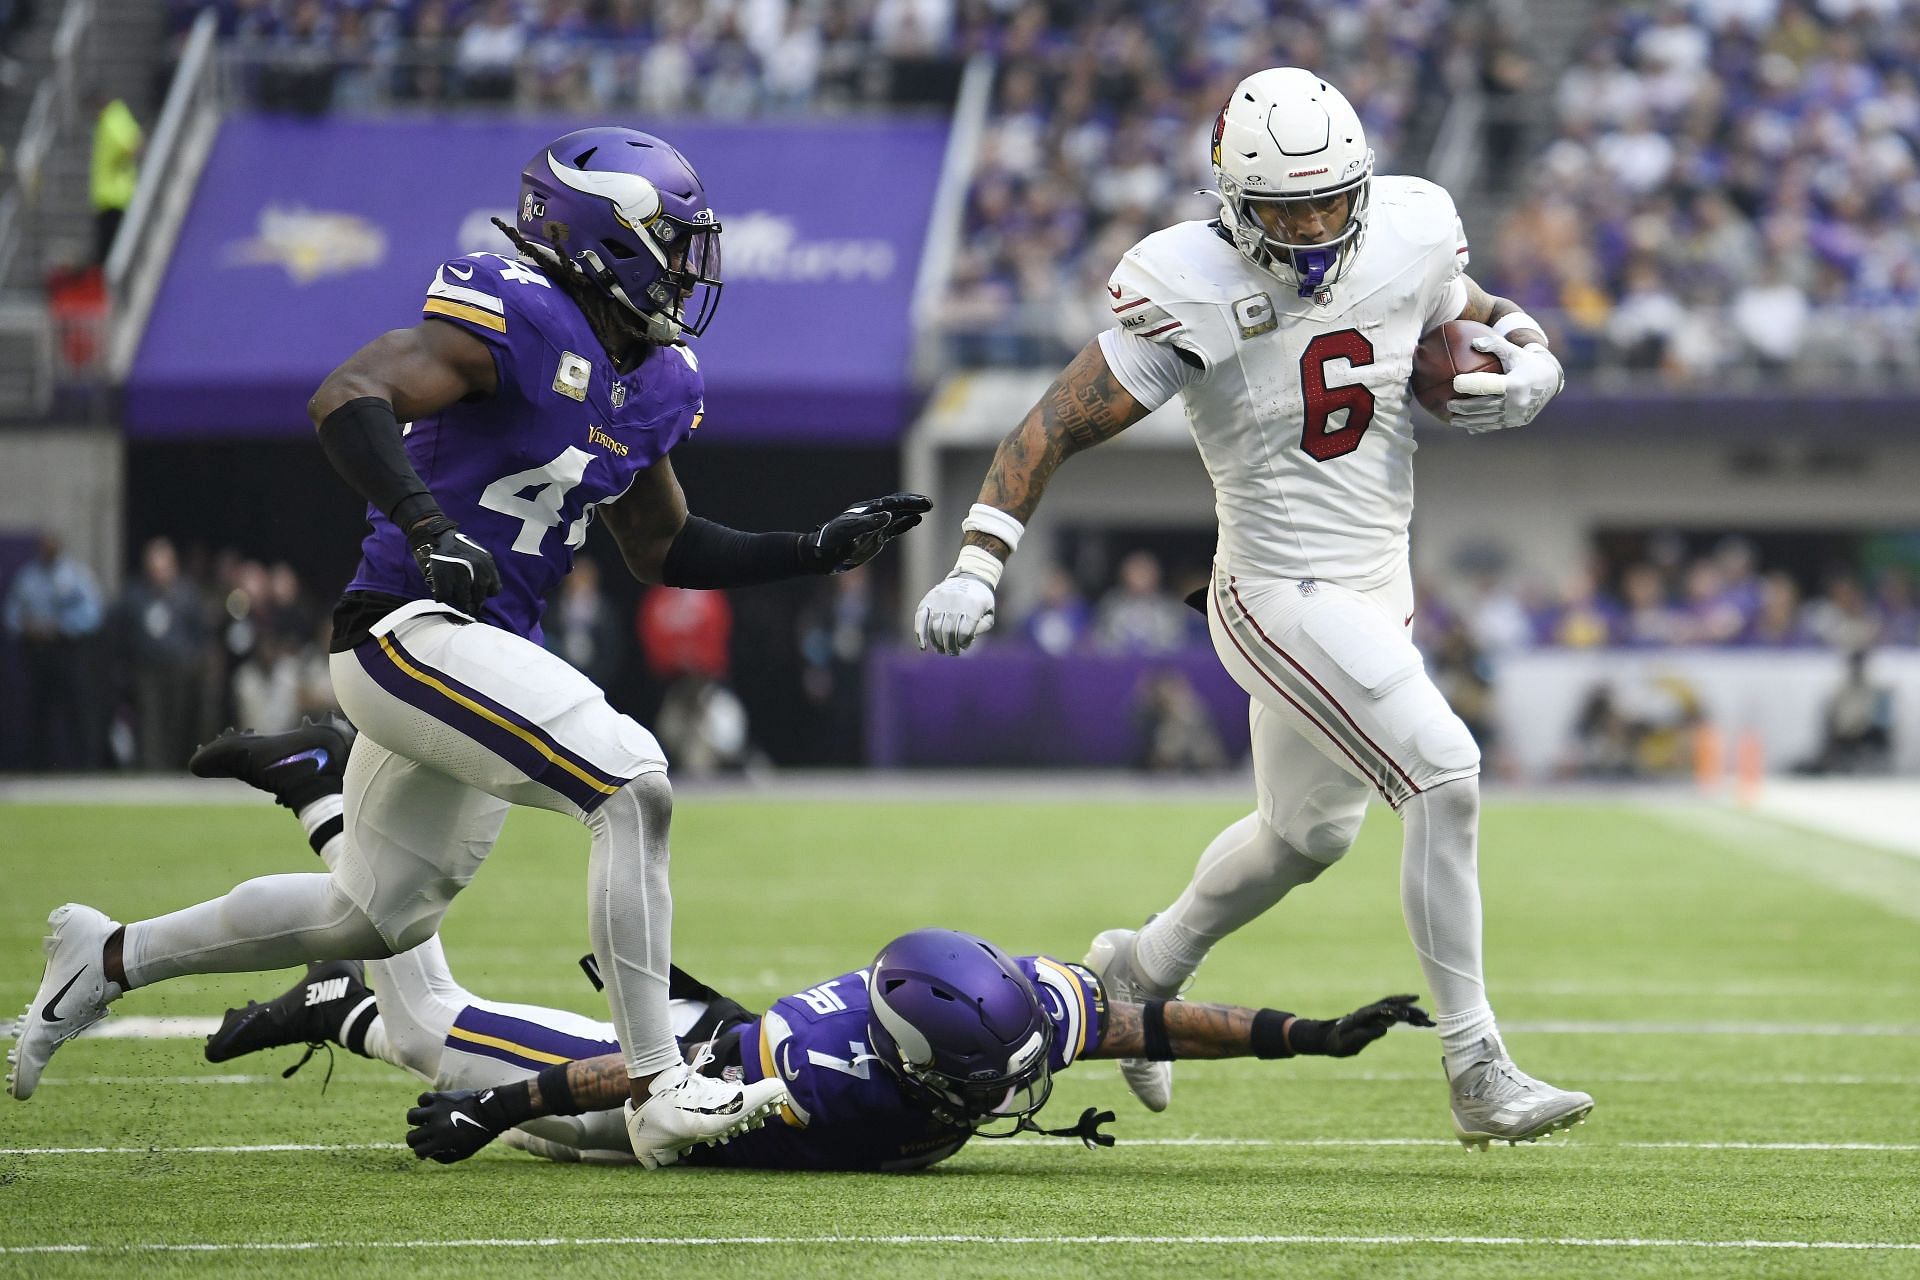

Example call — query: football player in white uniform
[915,68,1591,1148]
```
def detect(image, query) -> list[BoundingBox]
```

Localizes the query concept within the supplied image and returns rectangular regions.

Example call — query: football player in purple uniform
[189,721,1426,1173]
[9,128,928,1168]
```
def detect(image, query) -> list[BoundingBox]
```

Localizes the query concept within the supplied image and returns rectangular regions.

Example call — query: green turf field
[3,793,1918,1278]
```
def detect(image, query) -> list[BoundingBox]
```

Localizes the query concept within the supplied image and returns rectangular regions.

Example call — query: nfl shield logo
[610,384,626,409]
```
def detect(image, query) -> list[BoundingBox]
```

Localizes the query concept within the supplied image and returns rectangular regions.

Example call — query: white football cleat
[1083,926,1178,1113]
[623,1059,788,1170]
[1448,1036,1594,1149]
[9,903,122,1101]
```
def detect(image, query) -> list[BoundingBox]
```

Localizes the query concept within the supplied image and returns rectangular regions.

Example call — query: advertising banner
[127,114,949,440]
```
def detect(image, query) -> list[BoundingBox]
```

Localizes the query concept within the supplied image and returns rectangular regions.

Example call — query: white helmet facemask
[1210,68,1375,299]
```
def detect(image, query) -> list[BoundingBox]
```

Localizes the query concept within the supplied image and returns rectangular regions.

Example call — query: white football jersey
[1100,175,1469,589]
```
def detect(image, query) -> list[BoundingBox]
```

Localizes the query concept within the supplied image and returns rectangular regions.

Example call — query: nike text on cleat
[1447,1038,1595,1148]
[1083,926,1178,1113]
[205,959,369,1065]
[623,1053,788,1170]
[9,904,121,1100]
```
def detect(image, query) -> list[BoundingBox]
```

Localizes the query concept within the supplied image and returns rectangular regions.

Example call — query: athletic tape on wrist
[1492,311,1547,346]
[961,503,1025,553]
[953,544,1006,590]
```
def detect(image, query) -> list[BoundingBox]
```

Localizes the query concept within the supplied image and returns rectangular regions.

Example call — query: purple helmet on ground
[866,928,1054,1135]
[514,126,723,343]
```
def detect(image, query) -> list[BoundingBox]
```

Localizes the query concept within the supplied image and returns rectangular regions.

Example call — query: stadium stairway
[1447,0,1600,287]
[16,0,170,286]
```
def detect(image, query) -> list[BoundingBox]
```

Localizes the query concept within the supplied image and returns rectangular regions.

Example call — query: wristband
[953,544,1006,591]
[475,1080,538,1129]
[961,503,1024,553]
[533,1063,581,1117]
[1250,1008,1297,1059]
[1492,311,1546,346]
[1141,1000,1175,1062]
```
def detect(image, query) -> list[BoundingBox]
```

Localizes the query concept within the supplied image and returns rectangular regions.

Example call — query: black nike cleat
[205,960,374,1071]
[189,718,355,812]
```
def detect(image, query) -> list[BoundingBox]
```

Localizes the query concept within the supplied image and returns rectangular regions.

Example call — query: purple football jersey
[343,252,704,640]
[684,956,1105,1172]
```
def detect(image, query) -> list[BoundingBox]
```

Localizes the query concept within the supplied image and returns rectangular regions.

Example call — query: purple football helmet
[514,126,722,343]
[866,929,1053,1135]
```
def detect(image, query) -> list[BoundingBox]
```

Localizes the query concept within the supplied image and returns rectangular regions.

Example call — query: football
[1412,319,1503,423]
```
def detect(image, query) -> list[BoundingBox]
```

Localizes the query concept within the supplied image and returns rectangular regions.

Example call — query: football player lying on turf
[196,723,1431,1171]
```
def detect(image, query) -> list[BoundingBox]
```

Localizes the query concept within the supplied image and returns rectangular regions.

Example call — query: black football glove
[796,493,932,574]
[1289,994,1435,1058]
[405,1087,512,1164]
[407,515,502,616]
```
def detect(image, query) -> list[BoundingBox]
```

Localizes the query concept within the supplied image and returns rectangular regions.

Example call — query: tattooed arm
[1086,995,1433,1061]
[962,337,1151,561]
[1454,274,1548,349]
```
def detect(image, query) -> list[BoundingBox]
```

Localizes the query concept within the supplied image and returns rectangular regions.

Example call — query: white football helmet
[1210,67,1374,298]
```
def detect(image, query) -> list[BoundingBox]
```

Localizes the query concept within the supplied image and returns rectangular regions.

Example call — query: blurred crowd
[940,0,1458,365]
[176,0,1000,115]
[1490,0,1920,384]
[1418,536,1918,658]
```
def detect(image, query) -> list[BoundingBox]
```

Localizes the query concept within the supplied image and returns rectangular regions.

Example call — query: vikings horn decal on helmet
[866,929,1054,1137]
[513,126,723,343]
[1210,67,1375,299]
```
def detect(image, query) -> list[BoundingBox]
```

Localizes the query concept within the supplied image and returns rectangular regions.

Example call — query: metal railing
[106,8,223,381]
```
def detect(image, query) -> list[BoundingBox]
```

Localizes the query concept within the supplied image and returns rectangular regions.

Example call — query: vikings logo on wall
[224,205,387,285]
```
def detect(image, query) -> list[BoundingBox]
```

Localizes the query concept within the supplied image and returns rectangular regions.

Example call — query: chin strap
[987,1107,1117,1150]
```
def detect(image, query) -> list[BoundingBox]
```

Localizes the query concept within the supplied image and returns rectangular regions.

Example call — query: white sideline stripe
[8,1138,1916,1157]
[40,1074,280,1086]
[1653,805,1920,924]
[38,1016,1919,1043]
[2,1234,1917,1256]
[75,1016,221,1039]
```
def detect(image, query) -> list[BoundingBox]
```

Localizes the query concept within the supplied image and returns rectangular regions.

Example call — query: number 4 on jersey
[478,445,597,554]
[1299,329,1376,462]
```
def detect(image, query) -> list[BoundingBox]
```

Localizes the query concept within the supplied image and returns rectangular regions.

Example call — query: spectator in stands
[1745,570,1810,647]
[1093,550,1189,655]
[1134,669,1227,774]
[117,536,206,771]
[1024,564,1091,657]
[3,533,104,771]
[1795,648,1894,775]
[454,0,524,102]
[1620,562,1683,647]
[636,585,750,776]
[230,629,303,733]
[89,90,143,266]
[1874,567,1918,647]
[1540,564,1619,648]
[1803,572,1883,651]
[545,555,621,692]
[798,567,880,765]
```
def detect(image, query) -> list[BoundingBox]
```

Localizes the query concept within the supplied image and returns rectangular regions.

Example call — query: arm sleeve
[1098,327,1202,412]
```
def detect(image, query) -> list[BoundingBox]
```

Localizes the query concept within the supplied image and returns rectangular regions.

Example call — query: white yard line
[1,1233,1916,1256]
[6,1138,1914,1157]
[1653,804,1920,924]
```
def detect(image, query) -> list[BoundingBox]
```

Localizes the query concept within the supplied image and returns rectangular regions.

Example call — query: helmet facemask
[1218,164,1372,298]
[882,1027,1055,1136]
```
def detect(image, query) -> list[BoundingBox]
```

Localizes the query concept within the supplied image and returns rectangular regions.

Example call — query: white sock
[295,794,346,861]
[1437,1005,1500,1078]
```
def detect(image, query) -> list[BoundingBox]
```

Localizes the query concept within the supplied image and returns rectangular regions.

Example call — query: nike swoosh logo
[1404,611,1415,627]
[777,1040,798,1083]
[447,264,474,280]
[41,970,84,1023]
[272,747,328,772]
[450,1111,485,1130]
[1107,285,1124,299]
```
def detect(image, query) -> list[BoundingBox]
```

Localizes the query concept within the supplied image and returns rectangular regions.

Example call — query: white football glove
[914,574,996,655]
[1447,333,1564,434]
